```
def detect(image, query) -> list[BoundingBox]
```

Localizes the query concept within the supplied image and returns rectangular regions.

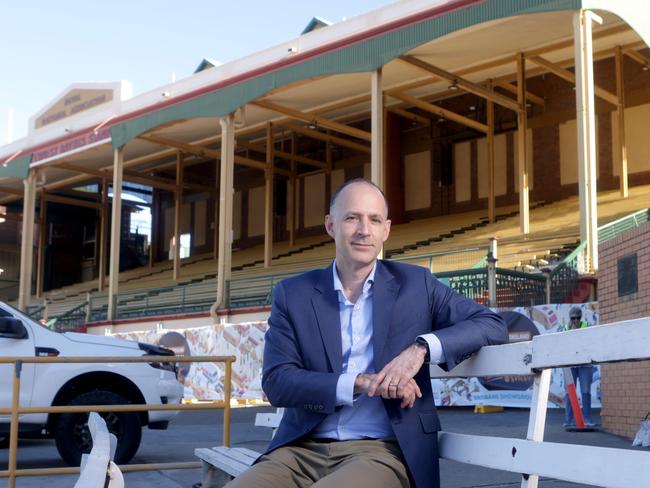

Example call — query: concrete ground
[1,407,645,487]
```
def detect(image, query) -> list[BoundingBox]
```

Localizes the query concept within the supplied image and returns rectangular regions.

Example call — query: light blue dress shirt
[311,261,445,440]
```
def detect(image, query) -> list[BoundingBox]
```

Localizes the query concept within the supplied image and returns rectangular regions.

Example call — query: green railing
[51,301,89,331]
[495,267,546,307]
[548,241,586,304]
[436,267,546,307]
[436,268,489,303]
[598,208,650,243]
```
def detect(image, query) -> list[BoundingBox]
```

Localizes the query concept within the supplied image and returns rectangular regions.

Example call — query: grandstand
[23,182,650,328]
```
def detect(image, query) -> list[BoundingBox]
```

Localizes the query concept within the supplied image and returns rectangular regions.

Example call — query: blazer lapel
[311,265,343,374]
[372,261,400,370]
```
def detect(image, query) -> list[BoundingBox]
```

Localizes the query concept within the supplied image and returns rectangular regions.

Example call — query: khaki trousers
[224,438,410,488]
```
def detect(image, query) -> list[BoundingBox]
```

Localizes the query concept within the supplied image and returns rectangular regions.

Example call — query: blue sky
[1,0,392,143]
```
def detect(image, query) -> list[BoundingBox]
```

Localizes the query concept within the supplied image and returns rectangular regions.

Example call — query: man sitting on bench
[226,179,507,488]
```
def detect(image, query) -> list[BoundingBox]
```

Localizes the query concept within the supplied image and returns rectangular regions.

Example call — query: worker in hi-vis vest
[563,306,595,427]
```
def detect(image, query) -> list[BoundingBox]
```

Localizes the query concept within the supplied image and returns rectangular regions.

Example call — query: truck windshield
[0,301,49,331]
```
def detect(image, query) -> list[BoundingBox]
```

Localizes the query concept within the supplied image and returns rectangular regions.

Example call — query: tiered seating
[30,183,650,323]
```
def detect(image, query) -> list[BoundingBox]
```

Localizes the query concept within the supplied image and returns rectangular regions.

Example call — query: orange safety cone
[563,367,595,432]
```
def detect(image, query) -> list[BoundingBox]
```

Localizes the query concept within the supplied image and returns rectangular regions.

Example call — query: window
[617,253,638,297]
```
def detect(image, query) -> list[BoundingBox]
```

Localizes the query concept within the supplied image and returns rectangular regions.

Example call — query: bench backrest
[431,318,650,488]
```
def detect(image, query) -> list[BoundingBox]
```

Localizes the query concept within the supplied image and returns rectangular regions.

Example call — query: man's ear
[325,214,335,239]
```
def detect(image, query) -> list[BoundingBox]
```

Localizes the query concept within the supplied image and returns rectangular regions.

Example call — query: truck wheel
[54,390,142,466]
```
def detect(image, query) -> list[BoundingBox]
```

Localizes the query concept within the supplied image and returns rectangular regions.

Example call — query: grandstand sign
[28,81,132,135]
[34,89,113,129]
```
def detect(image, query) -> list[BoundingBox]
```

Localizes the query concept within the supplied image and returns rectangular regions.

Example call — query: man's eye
[346,216,357,221]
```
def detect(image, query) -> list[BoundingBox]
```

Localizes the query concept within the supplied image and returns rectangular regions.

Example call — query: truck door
[0,307,35,421]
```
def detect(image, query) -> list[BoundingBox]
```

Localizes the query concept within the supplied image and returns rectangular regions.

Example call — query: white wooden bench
[195,408,284,487]
[74,412,124,488]
[197,318,650,488]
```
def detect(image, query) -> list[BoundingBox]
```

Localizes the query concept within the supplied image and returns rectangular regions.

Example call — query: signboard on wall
[34,89,113,129]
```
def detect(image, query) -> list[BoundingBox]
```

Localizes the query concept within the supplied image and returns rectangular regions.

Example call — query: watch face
[477,311,539,391]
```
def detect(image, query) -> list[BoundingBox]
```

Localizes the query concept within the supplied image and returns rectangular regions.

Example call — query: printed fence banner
[432,302,600,408]
[110,302,599,407]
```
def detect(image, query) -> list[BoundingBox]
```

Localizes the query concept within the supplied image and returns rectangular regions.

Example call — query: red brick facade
[598,221,650,438]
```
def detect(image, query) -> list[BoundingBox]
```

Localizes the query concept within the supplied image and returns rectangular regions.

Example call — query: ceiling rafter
[236,140,327,169]
[388,92,488,133]
[140,134,291,177]
[398,55,521,113]
[284,123,371,153]
[252,99,372,142]
[493,80,545,106]
[527,55,619,106]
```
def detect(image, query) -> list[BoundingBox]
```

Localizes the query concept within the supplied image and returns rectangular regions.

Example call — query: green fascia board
[0,153,32,179]
[110,0,580,149]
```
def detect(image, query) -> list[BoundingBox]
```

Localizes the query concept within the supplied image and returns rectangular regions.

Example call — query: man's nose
[357,217,370,235]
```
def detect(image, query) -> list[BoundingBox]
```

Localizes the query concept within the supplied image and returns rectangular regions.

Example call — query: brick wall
[598,221,650,438]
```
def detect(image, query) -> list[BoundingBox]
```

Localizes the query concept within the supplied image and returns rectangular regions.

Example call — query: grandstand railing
[597,207,650,243]
[436,267,547,307]
[548,241,587,304]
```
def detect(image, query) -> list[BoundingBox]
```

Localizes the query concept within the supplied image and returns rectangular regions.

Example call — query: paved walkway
[1,407,645,487]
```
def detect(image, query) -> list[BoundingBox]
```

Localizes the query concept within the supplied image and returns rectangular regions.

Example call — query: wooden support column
[211,114,236,320]
[615,46,628,198]
[36,190,47,298]
[213,157,220,260]
[107,147,124,321]
[371,68,384,190]
[516,53,530,235]
[18,171,36,311]
[264,123,274,268]
[288,132,297,247]
[173,151,184,281]
[98,178,108,292]
[487,81,496,224]
[574,10,602,272]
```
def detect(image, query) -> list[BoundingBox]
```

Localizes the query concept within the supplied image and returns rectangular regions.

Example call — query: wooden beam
[36,190,47,298]
[44,193,102,210]
[615,46,628,198]
[285,123,371,154]
[371,68,384,192]
[236,140,326,169]
[98,178,108,292]
[399,55,521,113]
[264,123,274,268]
[57,162,106,178]
[389,92,488,133]
[121,169,177,192]
[493,80,545,106]
[0,186,23,196]
[140,134,220,159]
[141,133,290,176]
[288,132,297,247]
[173,151,183,281]
[107,148,123,320]
[623,47,650,68]
[517,53,530,235]
[527,55,619,106]
[387,107,430,126]
[0,212,22,222]
[487,81,496,224]
[252,99,372,142]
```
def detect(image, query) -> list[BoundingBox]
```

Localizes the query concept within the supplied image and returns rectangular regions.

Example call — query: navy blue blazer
[262,260,507,488]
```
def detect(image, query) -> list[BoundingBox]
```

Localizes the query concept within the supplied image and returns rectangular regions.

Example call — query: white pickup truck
[0,300,183,465]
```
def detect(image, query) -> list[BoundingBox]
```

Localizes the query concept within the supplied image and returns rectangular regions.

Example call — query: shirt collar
[332,260,376,300]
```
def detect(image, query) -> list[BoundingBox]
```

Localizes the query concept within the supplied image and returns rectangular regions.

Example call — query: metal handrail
[598,208,649,243]
[0,354,235,487]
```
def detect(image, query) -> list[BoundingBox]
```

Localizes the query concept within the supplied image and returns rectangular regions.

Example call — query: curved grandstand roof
[0,0,648,197]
